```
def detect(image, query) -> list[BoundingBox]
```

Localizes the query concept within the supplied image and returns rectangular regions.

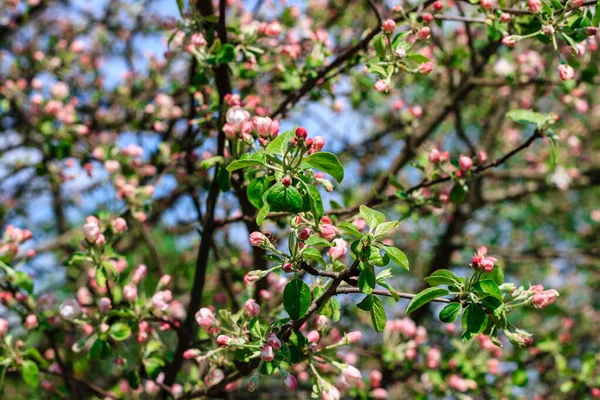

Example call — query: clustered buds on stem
[471,246,498,272]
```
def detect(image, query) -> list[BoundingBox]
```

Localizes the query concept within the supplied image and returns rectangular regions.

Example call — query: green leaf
[305,184,324,221]
[506,109,547,125]
[302,247,326,266]
[256,204,270,225]
[357,294,374,311]
[381,245,409,270]
[593,1,600,27]
[376,268,393,282]
[143,357,165,379]
[21,360,39,388]
[226,153,266,172]
[370,296,387,332]
[283,278,311,320]
[424,269,461,287]
[304,236,331,246]
[216,44,236,64]
[378,281,400,302]
[109,323,132,342]
[461,304,488,342]
[487,265,504,285]
[407,53,429,63]
[303,152,344,183]
[373,34,387,58]
[265,129,295,155]
[374,221,399,239]
[449,183,468,204]
[475,279,502,296]
[359,205,385,229]
[247,177,268,209]
[265,183,303,213]
[200,156,224,169]
[406,287,449,314]
[14,271,33,293]
[95,266,107,288]
[338,222,363,238]
[439,302,462,323]
[89,338,111,360]
[358,266,376,294]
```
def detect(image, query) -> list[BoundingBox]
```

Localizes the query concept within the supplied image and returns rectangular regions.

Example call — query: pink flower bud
[319,224,338,241]
[321,386,341,400]
[558,64,575,81]
[265,20,282,36]
[267,333,282,350]
[570,0,584,7]
[82,222,100,243]
[528,0,542,12]
[382,19,396,33]
[501,35,517,47]
[433,1,444,10]
[244,299,261,318]
[343,365,362,385]
[295,127,308,139]
[98,297,112,313]
[283,263,293,273]
[374,80,388,93]
[25,314,38,330]
[282,176,292,187]
[417,27,431,40]
[217,334,232,347]
[313,136,325,151]
[0,319,9,337]
[480,256,498,272]
[429,148,441,163]
[158,274,172,288]
[420,61,434,75]
[183,349,200,359]
[249,231,267,247]
[260,345,274,362]
[480,0,493,9]
[132,264,148,284]
[123,284,138,302]
[500,13,511,22]
[346,331,362,343]
[112,218,127,233]
[422,13,434,23]
[328,238,348,261]
[370,369,382,388]
[459,154,473,171]
[307,330,320,343]
[298,227,312,241]
[195,307,215,330]
[283,373,298,391]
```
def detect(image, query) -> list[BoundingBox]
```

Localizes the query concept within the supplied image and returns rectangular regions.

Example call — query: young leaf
[283,278,311,320]
[338,222,364,238]
[370,296,387,332]
[357,294,374,311]
[461,304,488,342]
[449,183,468,204]
[247,177,268,209]
[439,302,462,323]
[21,360,39,388]
[302,247,326,266]
[378,281,400,302]
[373,34,387,58]
[424,269,461,287]
[303,152,344,183]
[109,323,132,342]
[265,183,303,213]
[226,153,266,172]
[374,220,399,239]
[487,265,504,285]
[406,287,449,314]
[359,205,385,229]
[506,109,547,126]
[381,245,410,270]
[265,129,295,155]
[358,267,376,294]
[305,184,324,222]
[304,236,331,246]
[256,204,270,225]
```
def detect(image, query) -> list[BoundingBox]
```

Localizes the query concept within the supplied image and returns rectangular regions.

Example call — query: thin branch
[335,286,452,302]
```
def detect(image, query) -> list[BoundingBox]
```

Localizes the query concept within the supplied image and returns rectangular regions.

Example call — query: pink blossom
[260,345,274,362]
[528,0,542,12]
[417,27,431,40]
[283,373,298,391]
[195,307,214,330]
[374,80,388,93]
[328,238,348,261]
[307,330,320,343]
[459,154,473,171]
[217,335,232,347]
[25,314,38,330]
[123,284,138,302]
[346,331,362,343]
[419,62,434,75]
[531,289,560,308]
[342,365,362,385]
[267,333,282,350]
[320,224,338,241]
[382,19,396,33]
[112,217,127,233]
[243,299,261,317]
[0,319,8,337]
[82,222,100,243]
[249,231,267,247]
[558,64,575,81]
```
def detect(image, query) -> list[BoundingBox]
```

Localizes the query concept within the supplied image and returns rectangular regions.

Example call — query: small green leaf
[302,247,326,266]
[200,156,224,169]
[143,357,165,379]
[303,152,344,183]
[265,129,295,155]
[381,245,409,270]
[407,53,429,63]
[265,183,303,213]
[374,221,399,239]
[247,177,268,209]
[439,302,462,323]
[256,204,270,224]
[338,222,363,238]
[449,183,468,204]
[359,205,385,229]
[305,184,324,222]
[304,236,331,246]
[216,44,236,64]
[95,266,108,288]
[461,304,488,342]
[487,265,504,285]
[226,153,266,172]
[109,323,132,342]
[506,109,547,125]
[370,296,387,332]
[406,287,449,314]
[283,278,311,320]
[373,34,387,58]
[424,269,461,287]
[21,360,39,388]
[358,267,376,294]
[357,294,374,311]
[378,281,400,302]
